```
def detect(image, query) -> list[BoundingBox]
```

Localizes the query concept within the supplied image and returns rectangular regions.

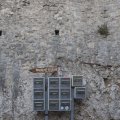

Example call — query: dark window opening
[55,30,59,35]
[0,31,2,36]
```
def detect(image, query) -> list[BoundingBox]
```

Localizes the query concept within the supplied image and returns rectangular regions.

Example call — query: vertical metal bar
[45,73,48,120]
[59,77,60,111]
[70,87,74,120]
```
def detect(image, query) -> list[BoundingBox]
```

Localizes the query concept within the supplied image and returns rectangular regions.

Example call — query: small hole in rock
[0,30,2,36]
[103,77,111,86]
[55,30,59,35]
[103,78,108,81]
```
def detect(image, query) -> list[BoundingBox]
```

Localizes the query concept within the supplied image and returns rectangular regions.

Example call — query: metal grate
[33,76,86,113]
[48,77,71,111]
[74,87,86,99]
[72,76,83,87]
[60,100,71,111]
[33,78,45,111]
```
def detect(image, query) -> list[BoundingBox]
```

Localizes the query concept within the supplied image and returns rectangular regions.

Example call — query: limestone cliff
[0,0,120,120]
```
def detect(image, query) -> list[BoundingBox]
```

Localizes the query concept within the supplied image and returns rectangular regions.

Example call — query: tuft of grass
[97,24,109,38]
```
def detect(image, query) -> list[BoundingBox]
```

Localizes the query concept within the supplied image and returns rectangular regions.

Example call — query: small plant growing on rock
[97,23,109,38]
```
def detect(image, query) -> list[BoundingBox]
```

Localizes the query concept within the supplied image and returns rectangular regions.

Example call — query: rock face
[0,0,120,120]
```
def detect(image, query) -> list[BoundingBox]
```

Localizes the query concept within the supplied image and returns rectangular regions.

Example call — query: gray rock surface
[0,0,120,120]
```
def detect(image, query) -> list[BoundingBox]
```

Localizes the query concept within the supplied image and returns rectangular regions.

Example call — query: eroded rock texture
[0,0,120,120]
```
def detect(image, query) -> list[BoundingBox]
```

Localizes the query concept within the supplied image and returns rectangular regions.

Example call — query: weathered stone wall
[0,0,120,120]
